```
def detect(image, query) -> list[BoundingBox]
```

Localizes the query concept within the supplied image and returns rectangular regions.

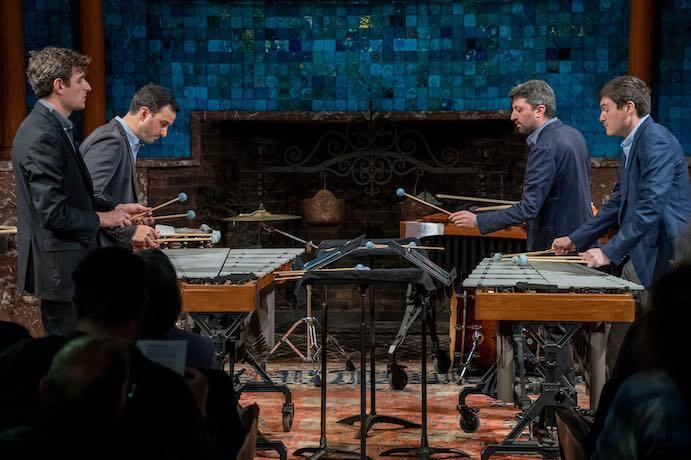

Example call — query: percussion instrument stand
[480,322,580,459]
[264,284,320,363]
[381,287,469,459]
[192,313,295,432]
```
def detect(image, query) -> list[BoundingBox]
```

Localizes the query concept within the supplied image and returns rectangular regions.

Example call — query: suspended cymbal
[223,209,302,222]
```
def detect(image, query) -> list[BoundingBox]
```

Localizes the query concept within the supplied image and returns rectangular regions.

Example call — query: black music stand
[313,238,425,437]
[336,284,421,438]
[293,283,365,460]
[376,244,468,460]
[381,286,469,460]
[293,268,438,459]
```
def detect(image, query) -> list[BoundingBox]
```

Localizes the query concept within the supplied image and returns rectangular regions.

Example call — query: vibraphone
[400,212,527,371]
[164,247,304,433]
[459,257,643,459]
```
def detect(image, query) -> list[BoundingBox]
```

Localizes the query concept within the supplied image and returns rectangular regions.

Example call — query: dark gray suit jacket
[12,103,113,302]
[81,119,139,246]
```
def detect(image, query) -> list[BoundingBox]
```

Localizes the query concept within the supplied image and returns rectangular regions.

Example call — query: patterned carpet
[238,356,587,459]
[235,318,587,458]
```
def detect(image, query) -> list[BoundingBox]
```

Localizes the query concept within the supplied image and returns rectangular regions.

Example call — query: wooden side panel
[475,292,635,323]
[180,282,258,313]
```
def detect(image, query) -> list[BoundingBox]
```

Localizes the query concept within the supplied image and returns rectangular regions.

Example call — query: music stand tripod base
[381,287,469,460]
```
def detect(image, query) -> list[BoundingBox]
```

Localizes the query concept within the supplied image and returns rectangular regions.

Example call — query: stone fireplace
[154,111,527,247]
[138,110,529,316]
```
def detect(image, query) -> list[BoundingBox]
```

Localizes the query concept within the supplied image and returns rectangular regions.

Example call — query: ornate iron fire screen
[265,113,508,196]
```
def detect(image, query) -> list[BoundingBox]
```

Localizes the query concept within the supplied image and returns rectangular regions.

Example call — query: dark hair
[598,75,651,117]
[128,84,179,115]
[0,320,31,352]
[137,249,182,337]
[44,335,130,415]
[508,79,557,118]
[72,247,148,324]
[26,47,91,98]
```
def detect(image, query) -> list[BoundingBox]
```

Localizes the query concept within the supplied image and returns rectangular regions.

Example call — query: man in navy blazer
[450,80,593,389]
[552,76,690,377]
[450,80,593,251]
[552,76,690,289]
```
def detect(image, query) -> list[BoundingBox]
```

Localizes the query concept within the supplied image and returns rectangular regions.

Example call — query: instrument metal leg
[496,321,515,403]
[588,321,607,410]
[386,285,421,390]
[481,322,581,459]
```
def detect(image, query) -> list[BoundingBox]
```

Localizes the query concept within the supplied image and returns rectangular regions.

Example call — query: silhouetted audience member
[592,265,691,458]
[0,336,130,459]
[138,248,247,459]
[0,321,30,352]
[0,247,215,459]
[584,222,691,455]
[137,248,217,369]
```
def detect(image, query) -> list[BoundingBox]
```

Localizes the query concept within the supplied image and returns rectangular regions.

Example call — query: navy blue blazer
[570,117,691,288]
[477,119,593,250]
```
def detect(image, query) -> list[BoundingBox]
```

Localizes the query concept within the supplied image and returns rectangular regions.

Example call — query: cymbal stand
[261,225,352,370]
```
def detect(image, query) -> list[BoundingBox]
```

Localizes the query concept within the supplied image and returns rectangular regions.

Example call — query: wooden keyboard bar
[475,291,635,323]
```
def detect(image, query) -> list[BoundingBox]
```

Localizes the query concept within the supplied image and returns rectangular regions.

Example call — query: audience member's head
[72,247,148,340]
[137,249,182,338]
[0,321,31,352]
[39,335,131,419]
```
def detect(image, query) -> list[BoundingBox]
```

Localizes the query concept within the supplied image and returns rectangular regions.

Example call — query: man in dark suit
[552,75,691,373]
[450,80,593,397]
[11,47,153,336]
[81,84,177,247]
[449,79,593,250]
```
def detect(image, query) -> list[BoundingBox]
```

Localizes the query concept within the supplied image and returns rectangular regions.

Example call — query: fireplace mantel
[190,110,511,161]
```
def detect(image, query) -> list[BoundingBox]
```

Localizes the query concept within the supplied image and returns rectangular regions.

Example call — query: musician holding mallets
[449,79,593,252]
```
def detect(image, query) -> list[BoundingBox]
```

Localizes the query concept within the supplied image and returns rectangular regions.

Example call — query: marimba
[460,257,643,459]
[164,247,304,433]
[166,247,303,313]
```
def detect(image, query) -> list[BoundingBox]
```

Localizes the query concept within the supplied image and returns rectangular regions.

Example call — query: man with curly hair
[11,47,155,336]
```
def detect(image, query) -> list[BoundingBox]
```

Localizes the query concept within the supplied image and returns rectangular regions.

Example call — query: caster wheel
[388,365,408,390]
[458,407,479,433]
[345,359,355,372]
[434,348,451,374]
[312,374,322,387]
[282,405,294,432]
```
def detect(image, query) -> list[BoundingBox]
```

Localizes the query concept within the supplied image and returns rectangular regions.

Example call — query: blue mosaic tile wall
[22,0,77,108]
[22,0,691,158]
[658,0,691,153]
